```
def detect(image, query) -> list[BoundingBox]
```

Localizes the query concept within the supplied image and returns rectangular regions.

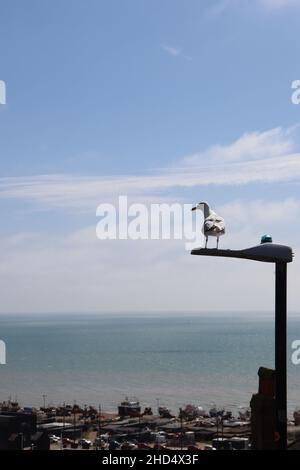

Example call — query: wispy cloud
[0,197,298,313]
[0,126,299,211]
[206,0,235,17]
[260,0,299,9]
[182,127,295,164]
[161,44,192,61]
[207,0,299,17]
[161,44,182,57]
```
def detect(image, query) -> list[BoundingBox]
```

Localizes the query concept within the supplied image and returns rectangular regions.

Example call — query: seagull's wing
[204,218,216,231]
[214,217,225,232]
[216,220,225,232]
[204,214,225,233]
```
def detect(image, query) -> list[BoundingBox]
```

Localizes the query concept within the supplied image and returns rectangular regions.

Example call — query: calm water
[0,313,299,416]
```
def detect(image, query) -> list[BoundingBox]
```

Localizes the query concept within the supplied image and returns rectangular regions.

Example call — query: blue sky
[1,0,300,313]
[1,0,299,176]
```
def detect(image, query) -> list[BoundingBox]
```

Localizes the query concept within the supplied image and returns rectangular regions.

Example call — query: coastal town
[0,394,300,451]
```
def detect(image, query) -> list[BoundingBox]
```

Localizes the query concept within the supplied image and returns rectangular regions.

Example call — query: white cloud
[182,127,294,164]
[0,198,298,314]
[1,126,300,313]
[0,126,299,211]
[260,0,299,8]
[206,0,236,17]
[219,198,299,246]
[207,0,299,16]
[161,44,192,61]
[161,44,182,57]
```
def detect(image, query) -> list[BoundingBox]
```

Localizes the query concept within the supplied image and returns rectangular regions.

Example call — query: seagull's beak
[191,206,197,211]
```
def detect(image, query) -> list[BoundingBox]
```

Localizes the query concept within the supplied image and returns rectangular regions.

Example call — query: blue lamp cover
[261,234,273,244]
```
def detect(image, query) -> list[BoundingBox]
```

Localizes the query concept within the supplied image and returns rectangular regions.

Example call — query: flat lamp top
[191,243,294,264]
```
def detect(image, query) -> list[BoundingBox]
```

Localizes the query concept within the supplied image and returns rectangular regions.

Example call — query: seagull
[191,201,225,249]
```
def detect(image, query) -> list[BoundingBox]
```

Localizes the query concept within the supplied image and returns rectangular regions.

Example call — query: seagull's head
[191,201,208,211]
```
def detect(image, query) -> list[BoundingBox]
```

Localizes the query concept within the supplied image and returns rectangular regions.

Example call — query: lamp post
[275,261,287,449]
[191,240,294,450]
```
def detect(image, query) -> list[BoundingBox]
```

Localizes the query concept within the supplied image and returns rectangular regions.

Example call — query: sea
[0,313,299,417]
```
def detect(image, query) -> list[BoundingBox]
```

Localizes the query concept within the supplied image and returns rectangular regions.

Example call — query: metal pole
[275,262,287,450]
[73,407,76,443]
[221,415,224,449]
[98,404,101,437]
[179,408,183,450]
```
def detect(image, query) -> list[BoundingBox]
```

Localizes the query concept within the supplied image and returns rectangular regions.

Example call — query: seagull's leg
[205,236,208,249]
[217,236,219,249]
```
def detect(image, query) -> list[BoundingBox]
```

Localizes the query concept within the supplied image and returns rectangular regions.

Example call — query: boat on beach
[118,398,141,417]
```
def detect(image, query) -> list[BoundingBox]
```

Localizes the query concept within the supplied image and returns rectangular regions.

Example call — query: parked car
[109,440,121,450]
[62,437,74,447]
[79,438,92,449]
[121,441,138,450]
[79,438,92,445]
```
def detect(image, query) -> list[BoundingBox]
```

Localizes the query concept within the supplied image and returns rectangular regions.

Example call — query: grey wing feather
[204,216,225,233]
[204,220,215,231]
[216,219,225,230]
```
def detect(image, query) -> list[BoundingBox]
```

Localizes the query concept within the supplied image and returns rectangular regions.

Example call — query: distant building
[0,412,49,450]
